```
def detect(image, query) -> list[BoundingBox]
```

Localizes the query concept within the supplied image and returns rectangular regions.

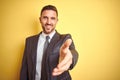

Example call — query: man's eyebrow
[43,16,48,18]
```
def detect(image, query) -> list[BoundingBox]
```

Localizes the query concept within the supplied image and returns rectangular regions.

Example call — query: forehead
[41,10,57,17]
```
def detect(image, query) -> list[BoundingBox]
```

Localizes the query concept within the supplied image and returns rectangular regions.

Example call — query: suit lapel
[30,33,41,79]
[31,34,40,64]
[47,32,60,54]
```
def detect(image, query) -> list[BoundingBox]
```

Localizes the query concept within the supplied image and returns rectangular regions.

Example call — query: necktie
[43,36,50,53]
[41,36,50,80]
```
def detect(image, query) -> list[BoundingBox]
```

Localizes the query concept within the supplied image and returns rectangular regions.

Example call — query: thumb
[61,39,72,50]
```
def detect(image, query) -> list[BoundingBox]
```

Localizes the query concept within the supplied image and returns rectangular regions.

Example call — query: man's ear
[39,17,41,23]
[57,18,59,23]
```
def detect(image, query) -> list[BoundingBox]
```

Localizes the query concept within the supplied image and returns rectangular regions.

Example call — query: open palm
[52,39,73,76]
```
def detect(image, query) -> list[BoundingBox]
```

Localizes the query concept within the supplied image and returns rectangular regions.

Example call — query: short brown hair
[40,5,58,16]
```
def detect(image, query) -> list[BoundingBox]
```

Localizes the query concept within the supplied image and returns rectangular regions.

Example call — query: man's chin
[44,30,51,34]
[44,28,54,34]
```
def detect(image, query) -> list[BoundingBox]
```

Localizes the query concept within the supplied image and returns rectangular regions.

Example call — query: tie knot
[46,36,50,41]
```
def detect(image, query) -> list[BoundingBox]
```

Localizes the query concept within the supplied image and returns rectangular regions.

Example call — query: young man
[20,5,78,80]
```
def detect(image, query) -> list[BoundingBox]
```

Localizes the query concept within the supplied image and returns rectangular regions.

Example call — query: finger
[52,71,63,76]
[52,68,64,76]
[58,55,72,70]
[59,59,72,71]
[59,39,72,62]
[52,68,63,76]
[59,50,72,68]
[61,39,72,50]
[52,59,72,76]
[53,59,71,73]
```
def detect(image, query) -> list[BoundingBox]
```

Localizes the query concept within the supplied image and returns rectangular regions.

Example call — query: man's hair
[40,5,58,16]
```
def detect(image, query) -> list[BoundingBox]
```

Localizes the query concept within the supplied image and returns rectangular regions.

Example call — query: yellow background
[0,0,120,80]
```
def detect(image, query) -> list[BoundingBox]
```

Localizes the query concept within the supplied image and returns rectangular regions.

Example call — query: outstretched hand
[52,39,73,76]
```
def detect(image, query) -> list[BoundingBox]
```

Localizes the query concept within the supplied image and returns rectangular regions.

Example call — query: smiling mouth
[45,24,53,28]
[45,23,52,26]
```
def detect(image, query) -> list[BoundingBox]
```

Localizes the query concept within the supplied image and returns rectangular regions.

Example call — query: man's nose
[47,19,51,24]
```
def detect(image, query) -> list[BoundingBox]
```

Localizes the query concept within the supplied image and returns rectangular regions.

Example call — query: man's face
[40,10,58,34]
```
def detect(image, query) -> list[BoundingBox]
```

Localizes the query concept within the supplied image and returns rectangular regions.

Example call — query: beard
[42,24,55,34]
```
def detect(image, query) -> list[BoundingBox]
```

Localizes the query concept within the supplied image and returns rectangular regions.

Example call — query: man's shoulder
[56,33,72,44]
[55,32,71,39]
[26,33,40,41]
[60,33,72,39]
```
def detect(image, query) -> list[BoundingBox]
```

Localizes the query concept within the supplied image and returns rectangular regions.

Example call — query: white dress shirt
[35,30,56,80]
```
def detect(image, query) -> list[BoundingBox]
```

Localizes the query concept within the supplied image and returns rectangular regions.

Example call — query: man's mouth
[45,24,52,26]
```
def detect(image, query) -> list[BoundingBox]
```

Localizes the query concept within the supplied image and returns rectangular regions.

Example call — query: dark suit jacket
[20,31,78,80]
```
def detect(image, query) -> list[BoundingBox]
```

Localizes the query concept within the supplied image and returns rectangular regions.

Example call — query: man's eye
[51,17,55,20]
[43,16,48,19]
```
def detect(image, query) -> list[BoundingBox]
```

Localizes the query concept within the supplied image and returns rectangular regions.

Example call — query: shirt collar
[41,30,56,41]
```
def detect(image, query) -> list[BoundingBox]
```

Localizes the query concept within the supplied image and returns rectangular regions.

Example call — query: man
[20,5,78,80]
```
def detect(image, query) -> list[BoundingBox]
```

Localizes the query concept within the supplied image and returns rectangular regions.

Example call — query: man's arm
[52,35,79,76]
[20,39,28,80]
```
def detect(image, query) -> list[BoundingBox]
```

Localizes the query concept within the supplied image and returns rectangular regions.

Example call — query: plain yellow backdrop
[0,0,120,80]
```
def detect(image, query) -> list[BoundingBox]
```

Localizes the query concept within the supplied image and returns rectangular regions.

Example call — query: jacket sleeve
[20,38,29,80]
[69,40,79,69]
